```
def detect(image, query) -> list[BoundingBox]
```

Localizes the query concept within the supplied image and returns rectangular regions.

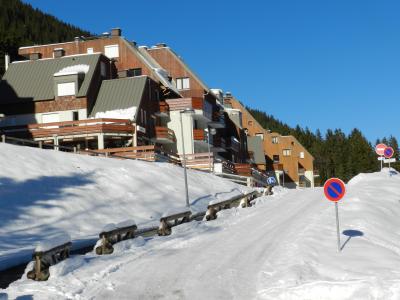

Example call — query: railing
[0,118,134,139]
[193,129,205,141]
[182,152,214,171]
[234,163,253,177]
[93,145,179,163]
[155,126,175,143]
[166,97,204,111]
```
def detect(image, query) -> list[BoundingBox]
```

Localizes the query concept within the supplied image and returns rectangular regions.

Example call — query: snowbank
[0,143,249,270]
[5,169,400,299]
[35,232,71,253]
[93,106,137,120]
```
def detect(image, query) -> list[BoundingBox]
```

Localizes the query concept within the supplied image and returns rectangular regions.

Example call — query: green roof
[89,76,147,118]
[248,136,266,165]
[0,54,101,103]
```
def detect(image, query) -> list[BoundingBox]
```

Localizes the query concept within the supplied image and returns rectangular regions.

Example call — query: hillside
[4,168,400,299]
[0,143,250,271]
[0,0,90,75]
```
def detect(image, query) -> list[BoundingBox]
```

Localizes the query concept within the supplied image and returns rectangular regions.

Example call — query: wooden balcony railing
[166,97,204,111]
[1,118,135,139]
[154,126,175,143]
[193,129,205,141]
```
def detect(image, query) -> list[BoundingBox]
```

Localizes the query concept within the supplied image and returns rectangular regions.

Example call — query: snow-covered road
[6,169,400,299]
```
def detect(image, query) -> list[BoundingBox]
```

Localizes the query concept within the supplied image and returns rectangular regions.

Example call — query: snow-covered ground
[0,143,250,270]
[3,165,400,299]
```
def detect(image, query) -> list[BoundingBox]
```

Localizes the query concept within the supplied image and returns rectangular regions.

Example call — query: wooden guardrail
[205,191,259,221]
[95,220,137,255]
[27,233,72,281]
[158,208,192,236]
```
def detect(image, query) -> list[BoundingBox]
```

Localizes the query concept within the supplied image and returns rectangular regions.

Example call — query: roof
[121,39,181,97]
[0,54,102,104]
[89,76,147,118]
[247,136,266,165]
[148,46,209,92]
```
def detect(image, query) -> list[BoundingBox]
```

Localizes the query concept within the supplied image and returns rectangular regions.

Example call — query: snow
[4,168,400,299]
[161,206,190,218]
[116,219,136,229]
[93,106,137,120]
[35,232,71,253]
[53,64,90,76]
[0,143,249,271]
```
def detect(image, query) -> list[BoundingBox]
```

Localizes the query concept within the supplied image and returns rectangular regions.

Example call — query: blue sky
[23,0,400,143]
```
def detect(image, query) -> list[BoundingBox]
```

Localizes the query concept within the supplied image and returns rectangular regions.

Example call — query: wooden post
[101,235,106,255]
[73,146,77,153]
[77,144,81,154]
[1,134,5,143]
[35,255,41,279]
[38,141,43,149]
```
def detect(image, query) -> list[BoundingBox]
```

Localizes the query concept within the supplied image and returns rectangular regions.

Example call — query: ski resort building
[223,94,316,188]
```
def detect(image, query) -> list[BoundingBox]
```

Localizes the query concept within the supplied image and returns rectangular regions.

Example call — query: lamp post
[180,108,195,207]
[205,126,217,173]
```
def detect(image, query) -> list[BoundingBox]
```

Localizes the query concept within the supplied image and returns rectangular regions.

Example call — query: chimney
[4,54,10,71]
[29,52,42,60]
[225,91,232,98]
[111,28,122,37]
[155,43,167,48]
[53,48,65,58]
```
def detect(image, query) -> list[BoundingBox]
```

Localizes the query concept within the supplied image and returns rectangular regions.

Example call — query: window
[272,136,279,144]
[72,111,79,121]
[283,149,292,156]
[131,68,142,77]
[256,133,264,140]
[87,48,94,54]
[273,155,280,163]
[57,82,75,96]
[104,44,119,58]
[176,77,190,90]
[100,62,107,77]
[300,151,305,159]
[248,120,253,126]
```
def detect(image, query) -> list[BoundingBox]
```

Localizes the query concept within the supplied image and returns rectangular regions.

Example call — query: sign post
[324,178,346,252]
[375,143,387,171]
[384,146,394,176]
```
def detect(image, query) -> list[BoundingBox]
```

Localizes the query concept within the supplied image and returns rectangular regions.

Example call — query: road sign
[384,158,396,163]
[384,147,394,159]
[378,157,385,161]
[324,177,346,252]
[267,177,276,185]
[375,143,387,156]
[324,178,346,202]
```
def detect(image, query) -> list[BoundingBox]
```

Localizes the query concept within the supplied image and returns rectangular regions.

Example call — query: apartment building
[224,94,315,187]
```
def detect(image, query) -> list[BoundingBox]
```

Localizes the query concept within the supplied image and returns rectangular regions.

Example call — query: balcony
[154,101,170,118]
[0,118,135,140]
[193,128,206,141]
[166,97,212,121]
[153,126,175,144]
[208,111,225,129]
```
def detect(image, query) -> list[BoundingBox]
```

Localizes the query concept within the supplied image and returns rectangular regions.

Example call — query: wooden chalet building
[143,44,250,163]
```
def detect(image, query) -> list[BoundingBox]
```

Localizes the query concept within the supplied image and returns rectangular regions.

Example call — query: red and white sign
[324,178,346,202]
[375,143,387,156]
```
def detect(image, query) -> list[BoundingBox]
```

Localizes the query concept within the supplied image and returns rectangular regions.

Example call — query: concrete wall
[168,111,194,155]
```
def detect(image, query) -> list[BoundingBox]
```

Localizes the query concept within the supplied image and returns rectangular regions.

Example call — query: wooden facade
[224,96,315,186]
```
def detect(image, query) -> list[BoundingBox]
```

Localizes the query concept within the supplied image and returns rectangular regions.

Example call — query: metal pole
[335,202,341,252]
[207,127,212,172]
[389,160,392,177]
[380,155,383,171]
[180,113,190,207]
[283,171,285,188]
